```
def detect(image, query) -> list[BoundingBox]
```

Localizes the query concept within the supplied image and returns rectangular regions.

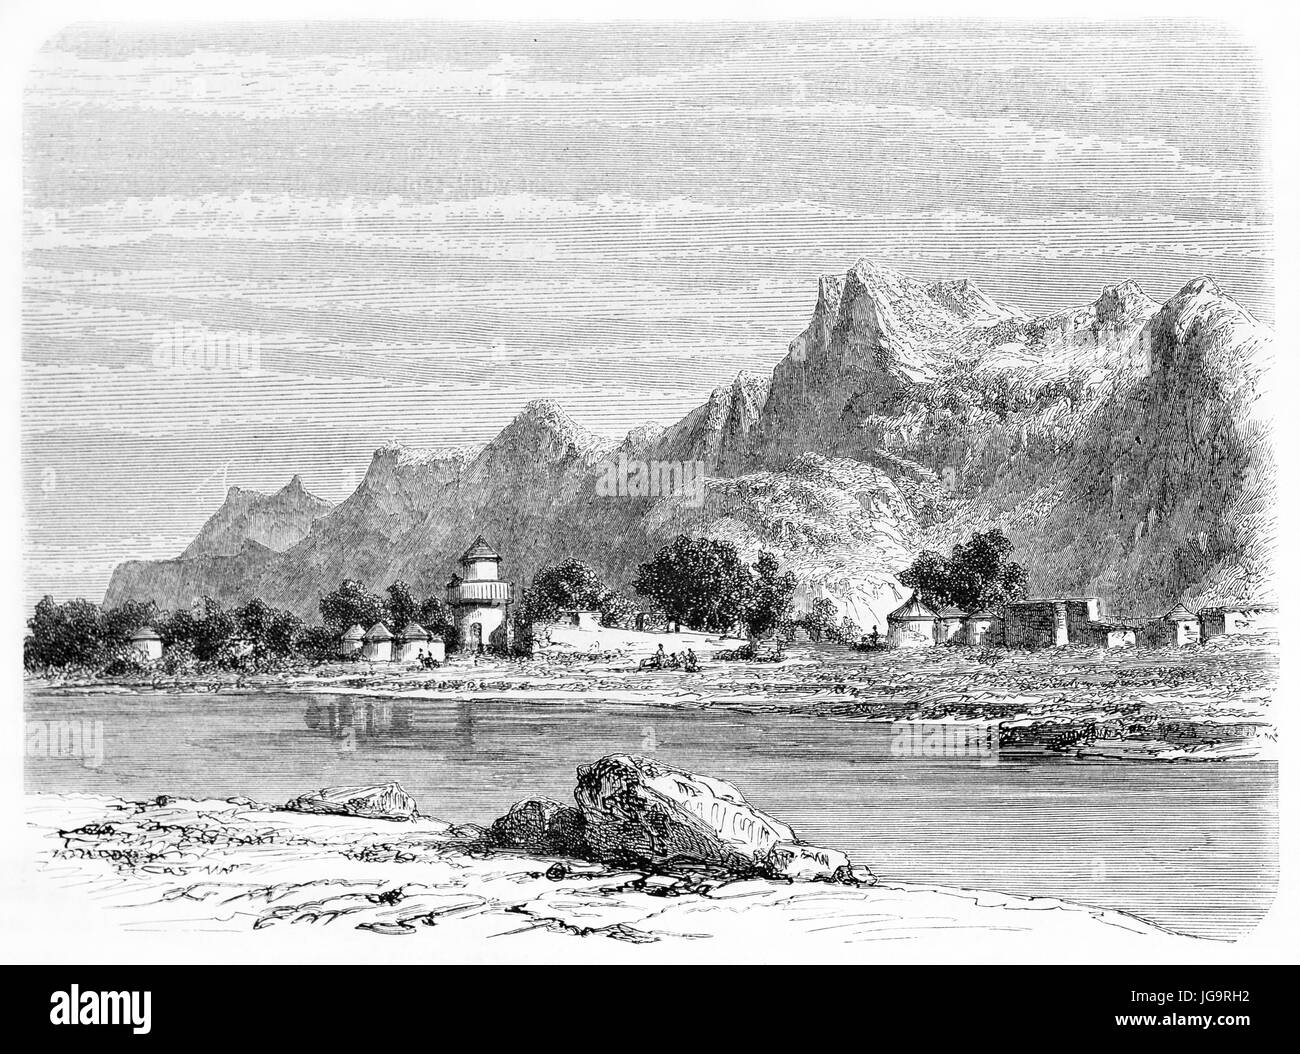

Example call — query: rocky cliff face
[103,260,1275,627]
[181,475,332,559]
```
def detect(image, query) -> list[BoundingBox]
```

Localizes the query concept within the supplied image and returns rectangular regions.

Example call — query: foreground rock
[571,754,865,883]
[486,797,587,855]
[24,792,1195,950]
[284,781,418,821]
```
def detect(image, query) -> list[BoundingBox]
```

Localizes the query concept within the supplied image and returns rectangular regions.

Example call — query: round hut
[886,594,940,648]
[340,623,366,658]
[129,626,163,662]
[394,622,433,663]
[361,622,394,662]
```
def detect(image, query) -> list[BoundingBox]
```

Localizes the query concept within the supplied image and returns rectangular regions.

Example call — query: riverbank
[27,631,1278,757]
[25,790,1201,953]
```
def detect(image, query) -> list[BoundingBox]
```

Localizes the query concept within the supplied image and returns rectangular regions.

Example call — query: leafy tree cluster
[24,596,159,670]
[319,579,452,641]
[633,535,795,638]
[519,559,635,628]
[898,529,1028,613]
[24,594,305,672]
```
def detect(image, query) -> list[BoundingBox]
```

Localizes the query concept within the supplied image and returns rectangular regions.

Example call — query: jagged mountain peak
[1094,279,1158,319]
[1177,275,1224,299]
[482,398,612,466]
[620,421,667,452]
[181,472,333,560]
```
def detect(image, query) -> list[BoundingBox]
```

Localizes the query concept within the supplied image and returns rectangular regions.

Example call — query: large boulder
[486,797,588,855]
[574,754,798,872]
[284,782,418,821]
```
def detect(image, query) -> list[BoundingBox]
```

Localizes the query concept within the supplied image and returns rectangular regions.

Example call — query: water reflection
[303,697,475,749]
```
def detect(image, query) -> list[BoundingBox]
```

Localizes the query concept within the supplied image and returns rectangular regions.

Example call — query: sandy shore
[21,791,1205,954]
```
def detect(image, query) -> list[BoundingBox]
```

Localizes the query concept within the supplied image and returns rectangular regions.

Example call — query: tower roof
[460,535,500,562]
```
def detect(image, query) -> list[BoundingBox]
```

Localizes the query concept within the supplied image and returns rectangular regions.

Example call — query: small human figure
[684,648,699,672]
[869,625,880,649]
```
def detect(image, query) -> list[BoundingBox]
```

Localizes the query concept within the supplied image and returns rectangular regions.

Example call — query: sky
[21,20,1272,608]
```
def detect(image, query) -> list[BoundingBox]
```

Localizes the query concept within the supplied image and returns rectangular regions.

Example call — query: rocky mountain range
[104,259,1276,630]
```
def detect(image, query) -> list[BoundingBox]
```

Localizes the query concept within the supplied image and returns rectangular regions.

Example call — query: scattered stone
[283,781,418,821]
[834,864,877,887]
[574,753,795,872]
[545,862,568,881]
[761,842,851,882]
[486,797,588,855]
[447,823,489,841]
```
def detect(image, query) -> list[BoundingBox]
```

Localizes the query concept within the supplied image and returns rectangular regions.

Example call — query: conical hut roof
[399,622,430,640]
[341,623,366,641]
[1163,603,1197,621]
[364,622,393,641]
[130,625,161,641]
[887,594,940,621]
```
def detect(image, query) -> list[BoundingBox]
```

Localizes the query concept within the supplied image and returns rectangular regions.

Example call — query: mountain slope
[102,260,1275,624]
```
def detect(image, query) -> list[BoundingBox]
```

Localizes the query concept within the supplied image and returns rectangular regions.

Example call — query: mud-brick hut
[1153,604,1202,647]
[963,610,1003,647]
[129,626,163,662]
[936,607,968,643]
[886,594,940,648]
[395,622,445,663]
[340,623,366,658]
[1199,602,1278,640]
[361,622,394,662]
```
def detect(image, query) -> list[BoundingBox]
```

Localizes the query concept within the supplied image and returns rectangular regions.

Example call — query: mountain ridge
[103,259,1276,628]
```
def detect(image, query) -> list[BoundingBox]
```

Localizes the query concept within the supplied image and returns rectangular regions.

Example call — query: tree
[191,598,237,662]
[99,599,160,659]
[634,535,753,633]
[745,551,796,640]
[295,625,341,662]
[417,596,453,640]
[237,598,301,661]
[521,559,633,629]
[385,581,419,631]
[803,598,838,642]
[24,596,104,669]
[898,529,1029,612]
[320,579,386,632]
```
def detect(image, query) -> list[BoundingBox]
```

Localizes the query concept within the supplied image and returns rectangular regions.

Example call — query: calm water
[24,689,1278,941]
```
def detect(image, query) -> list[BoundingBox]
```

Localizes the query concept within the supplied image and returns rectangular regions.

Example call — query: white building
[446,536,511,653]
[129,626,163,662]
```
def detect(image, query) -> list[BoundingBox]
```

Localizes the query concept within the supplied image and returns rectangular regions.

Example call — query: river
[24,688,1278,941]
